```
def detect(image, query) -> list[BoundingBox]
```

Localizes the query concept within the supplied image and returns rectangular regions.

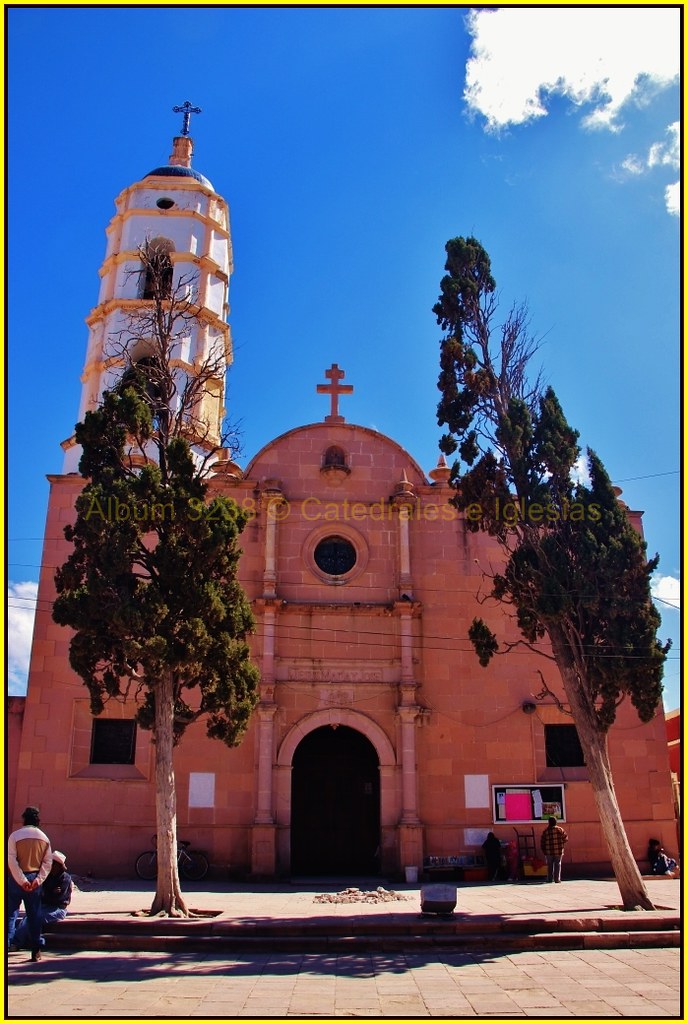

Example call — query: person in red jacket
[540,817,568,883]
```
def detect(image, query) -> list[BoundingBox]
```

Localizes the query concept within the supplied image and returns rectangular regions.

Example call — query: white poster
[189,772,215,808]
[464,773,490,808]
[532,789,543,819]
[464,828,489,847]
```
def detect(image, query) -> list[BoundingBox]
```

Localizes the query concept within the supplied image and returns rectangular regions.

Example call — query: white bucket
[404,865,419,883]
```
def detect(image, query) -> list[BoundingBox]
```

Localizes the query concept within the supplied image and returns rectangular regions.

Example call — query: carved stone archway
[275,709,399,875]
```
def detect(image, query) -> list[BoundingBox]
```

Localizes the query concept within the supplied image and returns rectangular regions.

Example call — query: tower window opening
[120,356,166,424]
[140,237,174,300]
[156,198,175,210]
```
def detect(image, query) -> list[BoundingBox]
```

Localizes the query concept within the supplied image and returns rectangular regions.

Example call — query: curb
[44,911,681,954]
[44,930,681,954]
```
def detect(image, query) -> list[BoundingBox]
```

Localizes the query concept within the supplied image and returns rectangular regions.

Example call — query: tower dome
[144,164,214,190]
[144,132,214,190]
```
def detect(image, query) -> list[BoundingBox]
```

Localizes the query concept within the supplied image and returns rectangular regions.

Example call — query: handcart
[513,825,547,880]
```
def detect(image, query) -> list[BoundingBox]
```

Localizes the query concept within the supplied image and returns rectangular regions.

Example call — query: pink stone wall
[665,708,680,779]
[9,426,677,878]
[7,696,26,826]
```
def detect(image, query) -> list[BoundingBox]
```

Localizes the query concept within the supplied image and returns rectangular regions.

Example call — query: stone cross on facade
[173,101,202,136]
[317,363,353,423]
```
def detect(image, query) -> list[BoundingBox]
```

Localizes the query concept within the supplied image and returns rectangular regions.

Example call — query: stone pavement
[7,945,681,1018]
[7,877,681,1019]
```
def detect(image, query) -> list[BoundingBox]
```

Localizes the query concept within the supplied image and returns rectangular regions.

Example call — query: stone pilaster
[261,481,285,598]
[250,823,277,878]
[254,702,277,825]
[391,470,416,597]
[398,704,421,826]
[250,673,278,875]
[398,823,424,875]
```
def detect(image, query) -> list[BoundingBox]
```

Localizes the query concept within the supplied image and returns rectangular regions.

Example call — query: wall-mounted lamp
[521,701,537,715]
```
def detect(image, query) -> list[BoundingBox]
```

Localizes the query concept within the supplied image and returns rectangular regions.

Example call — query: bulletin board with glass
[492,784,566,823]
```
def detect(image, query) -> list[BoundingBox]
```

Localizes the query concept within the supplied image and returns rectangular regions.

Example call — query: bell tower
[63,103,233,471]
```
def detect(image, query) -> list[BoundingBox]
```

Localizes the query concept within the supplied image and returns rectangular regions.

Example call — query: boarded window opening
[90,719,137,765]
[545,724,585,768]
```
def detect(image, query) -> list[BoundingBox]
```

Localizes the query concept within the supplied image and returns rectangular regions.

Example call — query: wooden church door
[290,725,380,875]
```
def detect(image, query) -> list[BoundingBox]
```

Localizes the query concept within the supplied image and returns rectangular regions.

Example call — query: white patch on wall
[189,772,215,808]
[464,828,490,847]
[464,774,490,808]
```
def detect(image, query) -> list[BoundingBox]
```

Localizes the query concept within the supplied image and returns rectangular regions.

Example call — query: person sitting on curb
[647,838,679,877]
[11,850,72,950]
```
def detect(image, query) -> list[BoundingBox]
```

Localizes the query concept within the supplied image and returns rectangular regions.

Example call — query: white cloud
[621,155,645,176]
[621,122,680,216]
[665,181,680,217]
[647,122,680,169]
[570,455,591,488]
[651,573,680,613]
[464,8,679,132]
[7,581,38,696]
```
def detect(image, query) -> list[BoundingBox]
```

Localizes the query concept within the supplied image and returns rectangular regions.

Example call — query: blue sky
[7,6,680,708]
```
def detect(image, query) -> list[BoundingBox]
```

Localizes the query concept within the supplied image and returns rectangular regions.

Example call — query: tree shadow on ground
[9,944,676,989]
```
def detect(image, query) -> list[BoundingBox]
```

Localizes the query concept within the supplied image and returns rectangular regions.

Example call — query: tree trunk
[550,628,655,910]
[150,670,189,917]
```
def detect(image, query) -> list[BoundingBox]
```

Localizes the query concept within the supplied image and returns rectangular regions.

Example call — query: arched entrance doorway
[290,725,380,875]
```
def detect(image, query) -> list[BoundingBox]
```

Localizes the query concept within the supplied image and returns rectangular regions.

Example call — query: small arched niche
[320,445,350,484]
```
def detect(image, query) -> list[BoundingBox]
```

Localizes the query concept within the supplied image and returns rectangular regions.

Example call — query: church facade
[9,126,676,880]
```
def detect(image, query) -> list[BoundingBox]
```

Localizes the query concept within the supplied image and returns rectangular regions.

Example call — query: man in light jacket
[7,806,53,962]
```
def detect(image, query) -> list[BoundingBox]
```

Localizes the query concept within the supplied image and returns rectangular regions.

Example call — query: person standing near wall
[482,831,502,882]
[7,807,53,962]
[540,816,568,883]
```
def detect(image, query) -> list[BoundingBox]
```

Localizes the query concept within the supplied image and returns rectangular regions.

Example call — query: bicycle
[135,836,209,881]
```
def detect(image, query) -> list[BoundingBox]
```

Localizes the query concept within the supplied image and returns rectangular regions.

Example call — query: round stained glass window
[313,536,357,576]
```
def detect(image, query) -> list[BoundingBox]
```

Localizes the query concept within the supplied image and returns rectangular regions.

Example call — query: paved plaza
[6,877,681,1018]
[7,946,681,1018]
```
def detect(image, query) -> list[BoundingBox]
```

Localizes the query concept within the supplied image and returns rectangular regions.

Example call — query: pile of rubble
[314,886,408,904]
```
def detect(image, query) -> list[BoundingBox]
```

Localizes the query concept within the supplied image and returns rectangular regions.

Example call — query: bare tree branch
[103,240,242,473]
[533,669,572,714]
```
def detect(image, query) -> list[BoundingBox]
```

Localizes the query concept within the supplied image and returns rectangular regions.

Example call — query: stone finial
[393,469,416,502]
[613,485,629,509]
[169,136,193,167]
[429,454,451,485]
[210,448,243,481]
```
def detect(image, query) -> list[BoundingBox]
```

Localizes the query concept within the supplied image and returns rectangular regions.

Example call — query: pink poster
[504,791,532,821]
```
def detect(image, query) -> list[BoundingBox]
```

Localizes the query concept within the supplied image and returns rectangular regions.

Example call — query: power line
[7,579,681,613]
[612,471,679,483]
[6,599,680,659]
[6,561,681,611]
[7,469,681,546]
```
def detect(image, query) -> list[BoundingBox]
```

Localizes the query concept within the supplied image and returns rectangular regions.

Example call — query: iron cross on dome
[317,363,354,423]
[173,101,202,136]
